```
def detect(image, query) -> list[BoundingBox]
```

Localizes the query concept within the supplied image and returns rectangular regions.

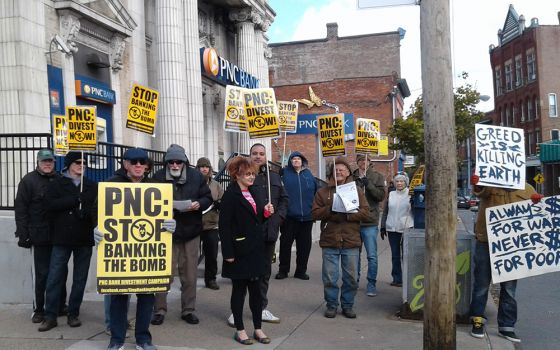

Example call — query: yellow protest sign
[52,114,68,156]
[67,106,97,151]
[378,136,389,156]
[244,88,280,139]
[224,85,248,132]
[126,83,160,135]
[355,118,380,155]
[409,165,425,192]
[318,114,345,157]
[277,101,298,133]
[96,183,173,294]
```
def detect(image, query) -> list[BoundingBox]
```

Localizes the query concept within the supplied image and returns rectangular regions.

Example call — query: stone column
[59,14,79,109]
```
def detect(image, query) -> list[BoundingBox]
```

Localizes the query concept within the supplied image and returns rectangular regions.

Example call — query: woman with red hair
[219,156,274,345]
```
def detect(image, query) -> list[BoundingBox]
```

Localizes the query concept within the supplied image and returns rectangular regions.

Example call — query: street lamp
[466,94,491,196]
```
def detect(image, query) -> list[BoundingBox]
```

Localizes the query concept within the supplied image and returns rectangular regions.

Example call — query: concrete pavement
[0,225,516,350]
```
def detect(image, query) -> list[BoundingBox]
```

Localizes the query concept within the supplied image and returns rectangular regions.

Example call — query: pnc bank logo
[84,84,91,94]
[202,48,219,76]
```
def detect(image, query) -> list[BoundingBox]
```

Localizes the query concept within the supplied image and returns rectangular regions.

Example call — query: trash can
[412,185,425,229]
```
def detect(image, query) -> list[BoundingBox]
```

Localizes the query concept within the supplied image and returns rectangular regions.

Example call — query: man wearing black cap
[39,151,97,332]
[151,144,212,326]
[14,149,68,324]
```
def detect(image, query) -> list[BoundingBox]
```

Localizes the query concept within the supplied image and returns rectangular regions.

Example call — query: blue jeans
[388,232,403,284]
[104,294,131,329]
[110,294,154,345]
[44,245,92,320]
[322,247,359,310]
[358,225,378,288]
[470,241,518,331]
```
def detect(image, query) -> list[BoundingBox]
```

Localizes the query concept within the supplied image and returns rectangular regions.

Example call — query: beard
[170,168,183,177]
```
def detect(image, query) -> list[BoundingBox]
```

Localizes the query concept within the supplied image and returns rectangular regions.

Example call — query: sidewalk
[0,233,516,350]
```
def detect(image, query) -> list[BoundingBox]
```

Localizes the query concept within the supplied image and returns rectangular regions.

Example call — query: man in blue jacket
[276,152,317,280]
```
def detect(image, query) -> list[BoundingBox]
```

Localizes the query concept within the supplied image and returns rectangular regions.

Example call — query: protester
[38,152,97,331]
[14,149,68,323]
[219,156,273,345]
[380,173,413,288]
[227,143,288,326]
[151,144,212,326]
[312,157,369,318]
[352,154,386,297]
[94,147,176,350]
[469,175,538,343]
[276,151,317,280]
[196,157,224,290]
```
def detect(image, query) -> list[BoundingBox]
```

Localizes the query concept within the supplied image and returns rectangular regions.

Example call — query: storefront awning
[540,140,560,163]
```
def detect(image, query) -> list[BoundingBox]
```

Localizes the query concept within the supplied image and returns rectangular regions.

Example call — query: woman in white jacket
[380,174,413,287]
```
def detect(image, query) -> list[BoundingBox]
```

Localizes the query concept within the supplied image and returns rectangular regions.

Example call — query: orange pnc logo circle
[203,48,219,76]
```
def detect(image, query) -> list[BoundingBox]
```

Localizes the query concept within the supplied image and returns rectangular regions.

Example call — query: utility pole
[420,0,457,349]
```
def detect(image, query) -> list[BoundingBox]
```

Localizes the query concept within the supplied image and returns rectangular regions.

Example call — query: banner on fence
[52,114,69,156]
[318,114,345,157]
[486,195,560,283]
[67,106,97,151]
[126,83,160,135]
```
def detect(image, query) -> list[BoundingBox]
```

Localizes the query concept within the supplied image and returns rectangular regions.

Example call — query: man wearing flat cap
[151,144,212,326]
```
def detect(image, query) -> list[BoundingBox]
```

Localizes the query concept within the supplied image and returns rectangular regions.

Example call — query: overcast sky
[268,0,559,113]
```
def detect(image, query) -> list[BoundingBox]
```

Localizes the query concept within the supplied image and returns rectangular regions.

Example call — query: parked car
[457,195,470,209]
[468,196,480,208]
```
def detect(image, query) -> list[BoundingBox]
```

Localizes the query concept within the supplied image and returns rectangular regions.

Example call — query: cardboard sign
[378,136,389,156]
[486,196,560,283]
[277,101,298,133]
[355,118,380,155]
[318,114,345,157]
[244,88,280,139]
[126,83,160,135]
[475,125,525,189]
[52,114,69,156]
[96,183,173,294]
[224,85,248,132]
[67,106,97,151]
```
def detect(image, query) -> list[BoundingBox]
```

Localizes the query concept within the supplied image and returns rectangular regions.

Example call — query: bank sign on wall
[200,48,259,89]
[295,113,354,135]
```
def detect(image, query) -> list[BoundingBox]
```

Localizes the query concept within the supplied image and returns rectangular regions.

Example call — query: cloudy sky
[268,0,559,113]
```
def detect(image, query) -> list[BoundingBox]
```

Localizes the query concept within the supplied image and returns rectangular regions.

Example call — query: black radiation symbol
[130,219,155,242]
[227,106,239,120]
[360,137,370,146]
[254,116,266,129]
[279,116,287,124]
[74,131,85,142]
[129,106,142,119]
[326,138,335,148]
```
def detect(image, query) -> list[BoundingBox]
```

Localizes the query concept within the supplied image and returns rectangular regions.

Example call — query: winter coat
[202,178,224,231]
[281,152,317,222]
[381,187,414,233]
[153,166,212,242]
[14,169,60,246]
[473,183,536,242]
[219,181,267,279]
[311,176,369,249]
[253,165,289,242]
[353,167,386,226]
[45,172,97,246]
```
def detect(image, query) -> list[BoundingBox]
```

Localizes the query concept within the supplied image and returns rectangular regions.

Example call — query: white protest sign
[475,124,525,190]
[486,196,560,283]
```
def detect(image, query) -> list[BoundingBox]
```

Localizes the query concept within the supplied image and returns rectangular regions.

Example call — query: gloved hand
[93,226,104,245]
[531,193,544,204]
[162,219,176,233]
[359,177,368,188]
[17,235,32,248]
[470,174,480,186]
[380,228,387,240]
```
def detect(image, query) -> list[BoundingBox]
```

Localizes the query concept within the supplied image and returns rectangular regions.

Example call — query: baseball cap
[37,149,55,161]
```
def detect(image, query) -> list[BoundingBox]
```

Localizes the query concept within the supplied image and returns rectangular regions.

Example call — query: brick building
[489,5,560,195]
[268,23,410,180]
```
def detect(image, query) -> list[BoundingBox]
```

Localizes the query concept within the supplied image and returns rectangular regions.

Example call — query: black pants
[260,241,275,309]
[201,229,219,282]
[231,278,262,331]
[33,245,67,313]
[279,219,313,275]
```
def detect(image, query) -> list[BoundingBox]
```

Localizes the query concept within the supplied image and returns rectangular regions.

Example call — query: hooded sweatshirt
[281,151,317,221]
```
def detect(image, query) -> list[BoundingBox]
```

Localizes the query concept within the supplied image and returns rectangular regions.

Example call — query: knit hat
[123,147,148,160]
[164,144,188,163]
[196,157,211,168]
[37,149,55,161]
[64,151,85,168]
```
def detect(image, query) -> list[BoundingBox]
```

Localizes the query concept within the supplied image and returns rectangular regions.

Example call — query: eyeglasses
[73,160,86,165]
[242,172,256,177]
[167,160,184,165]
[129,159,147,165]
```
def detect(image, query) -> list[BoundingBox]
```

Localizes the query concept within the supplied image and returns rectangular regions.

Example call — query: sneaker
[136,343,158,350]
[366,285,378,297]
[262,309,280,323]
[31,311,45,323]
[498,330,521,343]
[470,317,485,338]
[38,319,57,332]
[324,307,337,318]
[342,308,357,318]
[67,315,82,327]
[181,313,199,324]
[107,344,125,350]
[227,313,235,328]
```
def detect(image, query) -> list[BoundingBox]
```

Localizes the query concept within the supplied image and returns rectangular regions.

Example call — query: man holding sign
[469,174,538,343]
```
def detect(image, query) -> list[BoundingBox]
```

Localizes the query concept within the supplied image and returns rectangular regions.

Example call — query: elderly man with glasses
[151,144,212,326]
